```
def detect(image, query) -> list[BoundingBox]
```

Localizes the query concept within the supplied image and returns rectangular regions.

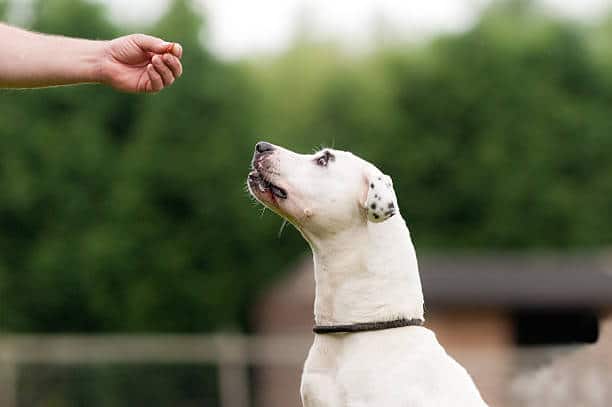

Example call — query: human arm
[0,23,183,93]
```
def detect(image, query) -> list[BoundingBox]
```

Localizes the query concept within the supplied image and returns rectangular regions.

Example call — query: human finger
[133,33,176,55]
[169,43,183,58]
[146,64,164,93]
[152,55,175,86]
[163,54,182,78]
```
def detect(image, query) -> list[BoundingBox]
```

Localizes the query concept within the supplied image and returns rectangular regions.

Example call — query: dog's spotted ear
[363,169,397,223]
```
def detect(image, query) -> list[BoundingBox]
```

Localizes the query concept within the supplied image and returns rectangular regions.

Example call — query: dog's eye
[315,151,334,167]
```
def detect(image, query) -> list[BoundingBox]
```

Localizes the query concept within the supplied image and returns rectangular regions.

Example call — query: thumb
[133,34,178,55]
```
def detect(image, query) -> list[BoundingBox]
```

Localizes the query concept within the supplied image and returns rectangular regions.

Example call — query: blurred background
[1,0,612,405]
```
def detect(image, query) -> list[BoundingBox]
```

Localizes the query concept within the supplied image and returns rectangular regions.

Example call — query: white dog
[248,142,488,407]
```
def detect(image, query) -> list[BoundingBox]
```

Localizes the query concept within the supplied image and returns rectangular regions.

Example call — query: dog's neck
[307,214,424,326]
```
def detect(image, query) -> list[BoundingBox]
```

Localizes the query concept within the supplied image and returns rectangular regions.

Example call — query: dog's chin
[247,170,288,209]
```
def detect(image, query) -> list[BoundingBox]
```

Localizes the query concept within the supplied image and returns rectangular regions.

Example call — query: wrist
[83,40,109,84]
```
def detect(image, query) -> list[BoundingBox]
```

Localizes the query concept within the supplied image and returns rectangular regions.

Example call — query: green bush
[2,0,612,336]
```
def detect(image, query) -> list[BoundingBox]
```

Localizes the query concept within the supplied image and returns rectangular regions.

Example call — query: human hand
[98,34,183,93]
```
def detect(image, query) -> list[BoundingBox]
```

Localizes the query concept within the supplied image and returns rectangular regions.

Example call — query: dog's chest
[300,327,488,407]
[300,328,437,407]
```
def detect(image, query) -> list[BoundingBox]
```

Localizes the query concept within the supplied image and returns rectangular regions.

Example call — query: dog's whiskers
[313,143,333,154]
[277,219,288,239]
[312,144,325,154]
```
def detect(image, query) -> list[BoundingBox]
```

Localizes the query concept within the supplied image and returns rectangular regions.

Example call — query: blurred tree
[252,0,612,249]
[31,0,117,39]
[3,0,612,337]
[0,0,302,334]
[5,0,612,403]
[0,0,296,403]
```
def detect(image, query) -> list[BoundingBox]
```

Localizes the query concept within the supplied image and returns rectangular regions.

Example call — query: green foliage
[19,364,218,406]
[31,0,117,39]
[251,1,612,249]
[0,0,301,334]
[3,0,612,342]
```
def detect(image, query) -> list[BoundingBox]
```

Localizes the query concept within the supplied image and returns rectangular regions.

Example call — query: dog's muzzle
[248,142,288,200]
[248,170,287,199]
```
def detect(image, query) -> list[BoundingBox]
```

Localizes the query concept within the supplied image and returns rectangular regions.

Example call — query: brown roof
[258,252,612,314]
[421,253,612,307]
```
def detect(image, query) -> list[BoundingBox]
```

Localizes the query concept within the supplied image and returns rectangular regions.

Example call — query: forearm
[0,23,105,88]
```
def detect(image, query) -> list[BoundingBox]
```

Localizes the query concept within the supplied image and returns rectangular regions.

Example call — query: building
[252,252,612,407]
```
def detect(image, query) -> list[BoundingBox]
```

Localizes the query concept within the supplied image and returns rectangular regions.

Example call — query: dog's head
[247,142,398,237]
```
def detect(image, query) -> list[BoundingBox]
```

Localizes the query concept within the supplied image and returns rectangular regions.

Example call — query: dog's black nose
[255,141,275,154]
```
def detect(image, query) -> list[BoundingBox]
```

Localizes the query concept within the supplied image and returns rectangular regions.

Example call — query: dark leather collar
[313,318,425,334]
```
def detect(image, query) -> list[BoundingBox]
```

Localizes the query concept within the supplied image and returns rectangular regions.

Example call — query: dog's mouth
[248,170,288,200]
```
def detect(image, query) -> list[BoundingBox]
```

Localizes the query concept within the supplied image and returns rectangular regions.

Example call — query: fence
[0,334,312,407]
[1,333,609,407]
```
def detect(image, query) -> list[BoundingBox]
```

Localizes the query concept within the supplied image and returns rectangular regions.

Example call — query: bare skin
[0,23,183,93]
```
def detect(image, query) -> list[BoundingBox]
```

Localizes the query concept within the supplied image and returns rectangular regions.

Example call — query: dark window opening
[512,308,599,346]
